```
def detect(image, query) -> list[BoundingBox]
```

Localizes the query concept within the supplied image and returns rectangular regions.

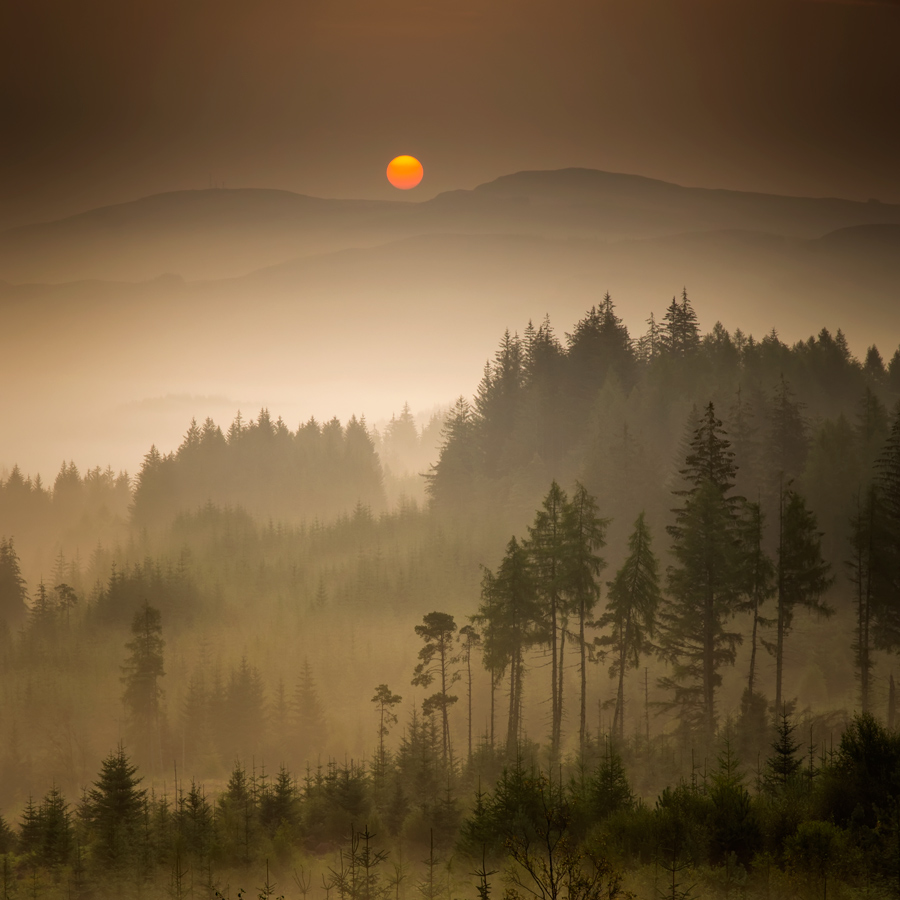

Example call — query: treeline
[428,293,900,544]
[0,411,388,566]
[132,411,385,528]
[0,463,130,565]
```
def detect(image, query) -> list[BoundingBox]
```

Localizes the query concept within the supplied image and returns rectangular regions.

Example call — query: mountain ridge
[3,168,899,284]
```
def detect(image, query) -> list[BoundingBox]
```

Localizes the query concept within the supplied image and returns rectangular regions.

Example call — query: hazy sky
[3,0,899,229]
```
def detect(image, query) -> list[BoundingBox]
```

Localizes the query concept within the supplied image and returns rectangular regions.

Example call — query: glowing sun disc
[387,155,423,190]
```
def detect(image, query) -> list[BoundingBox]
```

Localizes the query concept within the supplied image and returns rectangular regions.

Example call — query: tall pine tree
[659,403,746,740]
[598,512,661,743]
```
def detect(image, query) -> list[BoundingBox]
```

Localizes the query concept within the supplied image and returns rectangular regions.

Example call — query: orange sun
[386,155,424,190]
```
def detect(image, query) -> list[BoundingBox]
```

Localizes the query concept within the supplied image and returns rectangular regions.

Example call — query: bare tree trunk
[579,600,587,755]
[747,595,760,699]
[555,620,566,755]
[507,657,518,757]
[550,596,559,760]
[466,650,473,761]
[613,631,627,744]
[775,486,785,718]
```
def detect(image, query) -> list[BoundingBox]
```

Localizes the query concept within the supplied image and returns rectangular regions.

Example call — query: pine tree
[659,404,747,739]
[876,405,900,651]
[740,501,775,702]
[847,485,891,712]
[474,537,541,756]
[855,387,889,474]
[565,294,635,395]
[527,481,570,759]
[590,742,634,818]
[222,657,266,762]
[176,779,214,860]
[563,483,608,753]
[83,745,147,870]
[425,397,481,513]
[40,785,74,868]
[597,513,661,744]
[767,376,808,487]
[54,582,78,629]
[372,684,403,779]
[28,580,57,647]
[294,660,327,762]
[121,601,166,772]
[708,737,759,869]
[637,311,661,363]
[474,331,525,476]
[456,627,481,762]
[412,612,460,767]
[0,537,28,629]
[772,487,833,714]
[218,761,258,864]
[888,348,900,393]
[19,796,42,859]
[259,766,299,836]
[0,813,15,856]
[728,386,762,498]
[660,289,701,357]
[765,707,802,792]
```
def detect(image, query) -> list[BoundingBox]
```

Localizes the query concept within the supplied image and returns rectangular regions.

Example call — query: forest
[2,290,900,899]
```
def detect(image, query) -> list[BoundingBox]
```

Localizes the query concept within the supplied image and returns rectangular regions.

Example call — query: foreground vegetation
[3,710,900,900]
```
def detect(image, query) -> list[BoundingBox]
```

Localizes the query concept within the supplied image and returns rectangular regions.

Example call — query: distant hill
[2,172,898,478]
[2,169,900,283]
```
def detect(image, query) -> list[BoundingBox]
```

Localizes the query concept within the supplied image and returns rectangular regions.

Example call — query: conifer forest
[4,290,900,900]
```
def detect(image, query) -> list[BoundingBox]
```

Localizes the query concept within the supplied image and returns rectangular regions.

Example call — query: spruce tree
[846,485,891,712]
[425,397,480,513]
[590,742,634,818]
[565,294,636,395]
[527,481,570,759]
[659,289,701,357]
[176,779,214,860]
[773,488,833,714]
[83,745,147,870]
[475,537,540,756]
[223,656,266,762]
[120,601,166,772]
[40,785,74,869]
[659,403,746,740]
[740,501,775,703]
[767,376,808,489]
[474,331,525,476]
[562,483,608,753]
[259,766,299,836]
[597,512,661,744]
[0,537,28,629]
[294,660,327,762]
[876,404,900,650]
[765,707,802,793]
[19,796,42,859]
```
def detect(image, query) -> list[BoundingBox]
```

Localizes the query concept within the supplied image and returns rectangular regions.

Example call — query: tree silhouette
[120,601,165,772]
[598,512,661,743]
[412,612,460,767]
